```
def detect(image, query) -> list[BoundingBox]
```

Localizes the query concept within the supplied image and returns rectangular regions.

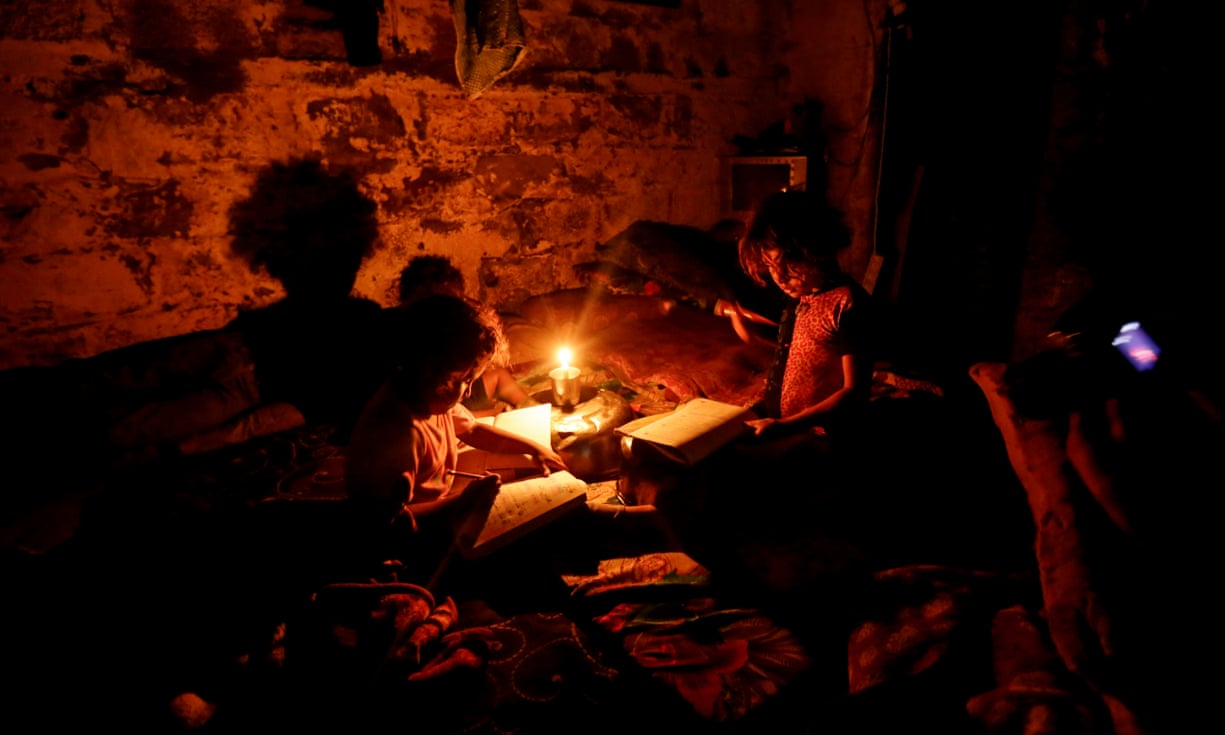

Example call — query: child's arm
[394,474,496,529]
[716,299,779,349]
[373,419,492,526]
[462,422,568,474]
[746,352,874,435]
[486,367,535,409]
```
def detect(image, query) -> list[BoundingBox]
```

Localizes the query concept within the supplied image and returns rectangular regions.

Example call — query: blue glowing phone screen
[1112,321,1161,371]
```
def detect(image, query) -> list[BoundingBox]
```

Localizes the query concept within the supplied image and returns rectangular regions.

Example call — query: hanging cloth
[452,0,527,99]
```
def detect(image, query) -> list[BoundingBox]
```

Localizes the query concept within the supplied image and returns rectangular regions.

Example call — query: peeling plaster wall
[7,2,1205,383]
[3,0,862,369]
[780,0,885,284]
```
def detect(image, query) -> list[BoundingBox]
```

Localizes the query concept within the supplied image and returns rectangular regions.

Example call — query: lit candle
[549,347,582,410]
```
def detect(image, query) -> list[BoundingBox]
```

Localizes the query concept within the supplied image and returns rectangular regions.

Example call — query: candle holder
[549,366,582,410]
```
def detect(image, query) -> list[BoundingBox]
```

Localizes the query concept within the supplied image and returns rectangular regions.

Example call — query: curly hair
[398,255,466,304]
[738,190,851,288]
[388,294,509,400]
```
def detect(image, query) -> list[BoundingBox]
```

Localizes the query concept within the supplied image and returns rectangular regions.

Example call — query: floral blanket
[561,552,812,723]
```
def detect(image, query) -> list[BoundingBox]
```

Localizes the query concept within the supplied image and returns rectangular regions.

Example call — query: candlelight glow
[549,347,581,409]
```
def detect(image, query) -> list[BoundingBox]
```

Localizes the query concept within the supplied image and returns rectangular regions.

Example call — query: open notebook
[453,404,588,558]
[615,398,755,467]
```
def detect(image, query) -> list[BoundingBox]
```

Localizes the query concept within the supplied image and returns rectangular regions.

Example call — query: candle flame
[557,347,572,370]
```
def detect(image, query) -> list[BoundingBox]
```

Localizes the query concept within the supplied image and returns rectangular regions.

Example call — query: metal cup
[549,366,582,409]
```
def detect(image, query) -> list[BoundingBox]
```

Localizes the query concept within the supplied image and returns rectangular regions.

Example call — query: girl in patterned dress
[737,189,880,449]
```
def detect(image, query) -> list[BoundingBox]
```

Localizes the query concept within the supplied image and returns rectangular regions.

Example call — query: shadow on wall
[305,0,384,67]
[226,158,389,436]
[228,157,379,302]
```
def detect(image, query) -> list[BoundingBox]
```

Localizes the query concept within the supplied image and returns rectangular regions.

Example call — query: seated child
[397,254,535,417]
[345,293,566,565]
[736,189,880,450]
[646,191,885,582]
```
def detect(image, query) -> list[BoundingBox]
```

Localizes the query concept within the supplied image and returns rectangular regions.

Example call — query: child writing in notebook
[397,254,535,417]
[345,293,566,563]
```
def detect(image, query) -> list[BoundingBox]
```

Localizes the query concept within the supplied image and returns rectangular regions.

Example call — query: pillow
[175,402,307,457]
[968,360,1212,733]
[588,221,746,309]
[968,362,1115,682]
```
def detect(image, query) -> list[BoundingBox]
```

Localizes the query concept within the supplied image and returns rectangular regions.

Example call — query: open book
[453,403,588,558]
[615,398,756,466]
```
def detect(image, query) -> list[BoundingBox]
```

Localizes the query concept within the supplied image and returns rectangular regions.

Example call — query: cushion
[582,220,756,310]
[968,362,1113,678]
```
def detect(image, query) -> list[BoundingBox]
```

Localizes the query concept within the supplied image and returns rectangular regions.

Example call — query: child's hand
[451,474,502,546]
[459,473,501,519]
[535,446,567,475]
[745,417,780,437]
[464,472,502,496]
